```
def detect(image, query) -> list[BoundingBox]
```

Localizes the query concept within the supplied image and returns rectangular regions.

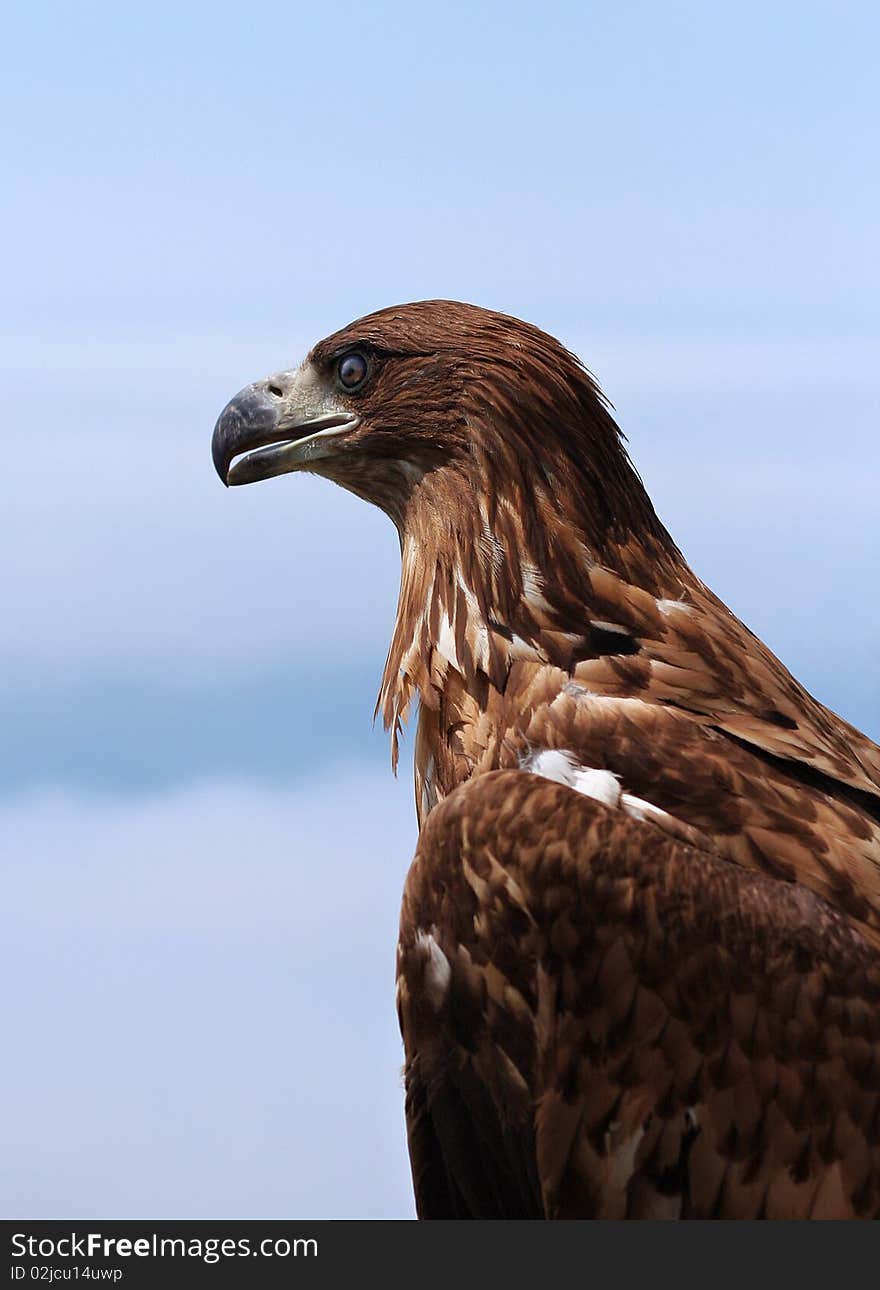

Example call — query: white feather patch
[522,563,551,612]
[657,597,694,616]
[525,750,622,808]
[414,929,451,1010]
[589,619,632,635]
[435,611,460,669]
[619,792,673,825]
[456,575,490,667]
[524,749,676,827]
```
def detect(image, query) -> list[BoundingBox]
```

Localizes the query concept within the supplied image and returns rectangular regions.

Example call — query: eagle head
[211,300,665,547]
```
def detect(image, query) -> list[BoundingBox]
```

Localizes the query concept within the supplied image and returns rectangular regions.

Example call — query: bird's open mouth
[212,381,361,487]
[224,414,360,486]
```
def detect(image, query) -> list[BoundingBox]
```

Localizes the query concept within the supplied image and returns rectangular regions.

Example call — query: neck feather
[377,453,688,766]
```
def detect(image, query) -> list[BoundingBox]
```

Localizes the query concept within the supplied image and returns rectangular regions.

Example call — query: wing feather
[398,770,880,1218]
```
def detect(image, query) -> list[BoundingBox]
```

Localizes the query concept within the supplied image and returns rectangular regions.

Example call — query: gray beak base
[212,380,359,486]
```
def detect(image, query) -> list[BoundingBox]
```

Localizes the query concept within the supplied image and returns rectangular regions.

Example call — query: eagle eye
[337,351,369,391]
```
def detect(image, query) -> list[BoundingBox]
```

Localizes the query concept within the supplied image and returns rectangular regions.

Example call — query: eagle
[212,301,880,1219]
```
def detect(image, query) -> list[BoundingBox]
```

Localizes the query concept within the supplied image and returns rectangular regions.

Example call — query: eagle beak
[212,367,360,487]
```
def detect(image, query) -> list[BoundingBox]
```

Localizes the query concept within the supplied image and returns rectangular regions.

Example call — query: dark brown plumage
[213,300,880,1218]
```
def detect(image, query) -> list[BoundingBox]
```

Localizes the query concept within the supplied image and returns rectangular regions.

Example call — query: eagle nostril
[266,382,284,398]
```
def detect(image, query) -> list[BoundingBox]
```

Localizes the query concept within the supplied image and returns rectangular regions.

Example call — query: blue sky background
[1,0,877,1217]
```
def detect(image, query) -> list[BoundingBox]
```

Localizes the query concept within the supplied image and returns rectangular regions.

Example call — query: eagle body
[213,301,880,1219]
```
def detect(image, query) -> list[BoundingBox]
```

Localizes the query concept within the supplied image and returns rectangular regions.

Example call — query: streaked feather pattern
[224,300,880,1217]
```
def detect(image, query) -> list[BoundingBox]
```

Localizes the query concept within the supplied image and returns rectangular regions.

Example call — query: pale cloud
[0,769,418,1217]
[4,0,879,1226]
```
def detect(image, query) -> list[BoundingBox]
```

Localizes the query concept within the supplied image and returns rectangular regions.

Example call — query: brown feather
[400,772,880,1218]
[233,300,880,1217]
